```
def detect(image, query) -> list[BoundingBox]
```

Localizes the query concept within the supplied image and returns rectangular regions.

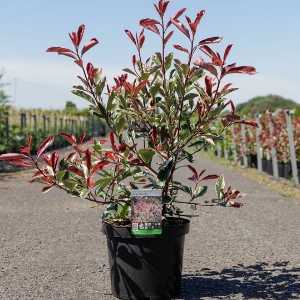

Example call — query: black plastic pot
[278,162,292,179]
[102,218,190,300]
[247,154,257,168]
[262,158,273,175]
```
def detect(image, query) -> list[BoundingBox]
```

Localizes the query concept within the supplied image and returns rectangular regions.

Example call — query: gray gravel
[1,155,300,300]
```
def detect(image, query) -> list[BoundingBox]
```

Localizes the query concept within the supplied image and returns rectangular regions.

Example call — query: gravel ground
[0,154,300,300]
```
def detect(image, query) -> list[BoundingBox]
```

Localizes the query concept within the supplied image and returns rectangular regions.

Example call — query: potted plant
[0,1,257,299]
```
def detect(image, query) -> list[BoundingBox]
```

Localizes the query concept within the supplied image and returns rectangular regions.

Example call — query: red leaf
[125,30,136,45]
[150,127,158,145]
[81,38,99,55]
[187,165,198,181]
[226,66,256,75]
[223,44,233,65]
[171,19,190,39]
[139,33,145,48]
[201,175,219,181]
[79,132,86,144]
[66,152,77,161]
[109,132,116,151]
[85,149,92,172]
[91,161,110,174]
[140,19,160,35]
[60,132,77,145]
[132,54,137,66]
[117,144,127,152]
[87,176,95,189]
[51,152,59,171]
[37,136,55,158]
[173,8,187,21]
[0,153,28,161]
[19,136,32,155]
[9,159,33,168]
[46,47,73,53]
[164,31,174,44]
[200,46,222,65]
[69,32,78,47]
[105,151,116,160]
[140,18,160,27]
[236,120,258,128]
[77,24,85,46]
[173,44,189,53]
[191,10,205,34]
[155,0,170,17]
[58,52,78,59]
[205,76,213,97]
[194,59,218,77]
[135,80,148,94]
[199,36,222,46]
[68,166,84,177]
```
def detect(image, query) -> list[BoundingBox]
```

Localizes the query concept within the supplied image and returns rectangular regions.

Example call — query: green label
[131,189,162,237]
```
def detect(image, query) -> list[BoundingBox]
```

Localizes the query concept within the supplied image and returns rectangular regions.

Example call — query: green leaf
[56,170,67,182]
[96,77,106,96]
[115,116,126,134]
[215,176,225,200]
[184,93,198,101]
[138,148,156,165]
[193,186,208,199]
[123,68,136,76]
[96,176,112,189]
[158,158,174,181]
[165,53,173,70]
[106,93,115,112]
[72,90,93,103]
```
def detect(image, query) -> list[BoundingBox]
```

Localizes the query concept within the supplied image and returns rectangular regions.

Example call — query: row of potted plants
[220,110,300,180]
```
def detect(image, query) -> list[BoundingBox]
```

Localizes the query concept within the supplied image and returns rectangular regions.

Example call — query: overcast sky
[1,0,299,109]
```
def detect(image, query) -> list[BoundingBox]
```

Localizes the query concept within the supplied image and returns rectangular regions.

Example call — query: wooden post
[241,123,248,167]
[32,114,37,133]
[60,117,63,131]
[47,117,51,133]
[5,112,9,144]
[231,126,238,163]
[255,114,263,172]
[43,115,47,133]
[268,113,279,178]
[285,110,299,185]
[54,115,58,134]
[216,143,222,158]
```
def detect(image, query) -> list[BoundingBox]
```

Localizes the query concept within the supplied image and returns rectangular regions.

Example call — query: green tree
[237,95,300,116]
[64,101,78,114]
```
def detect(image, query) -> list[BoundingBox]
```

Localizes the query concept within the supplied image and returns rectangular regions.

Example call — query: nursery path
[1,154,300,300]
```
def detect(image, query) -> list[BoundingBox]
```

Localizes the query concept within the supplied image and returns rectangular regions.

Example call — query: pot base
[102,218,190,300]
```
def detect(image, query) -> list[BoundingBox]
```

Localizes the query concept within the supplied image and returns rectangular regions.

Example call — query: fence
[215,109,300,186]
[0,108,107,154]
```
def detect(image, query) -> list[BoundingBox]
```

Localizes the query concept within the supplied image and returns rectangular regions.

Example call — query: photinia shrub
[0,0,257,222]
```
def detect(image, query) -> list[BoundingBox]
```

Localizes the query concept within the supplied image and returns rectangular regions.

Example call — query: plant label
[131,189,162,237]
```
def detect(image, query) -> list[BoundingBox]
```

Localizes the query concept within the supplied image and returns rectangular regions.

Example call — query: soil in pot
[102,217,190,300]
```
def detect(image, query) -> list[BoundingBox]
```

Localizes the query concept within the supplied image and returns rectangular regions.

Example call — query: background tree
[64,101,78,115]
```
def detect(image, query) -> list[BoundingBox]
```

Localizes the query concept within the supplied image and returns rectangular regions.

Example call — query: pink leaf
[173,44,189,53]
[37,136,55,158]
[81,38,99,56]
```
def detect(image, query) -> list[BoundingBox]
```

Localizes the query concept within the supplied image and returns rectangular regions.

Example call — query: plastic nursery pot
[262,158,273,175]
[102,218,190,300]
[278,161,292,179]
[247,154,257,169]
